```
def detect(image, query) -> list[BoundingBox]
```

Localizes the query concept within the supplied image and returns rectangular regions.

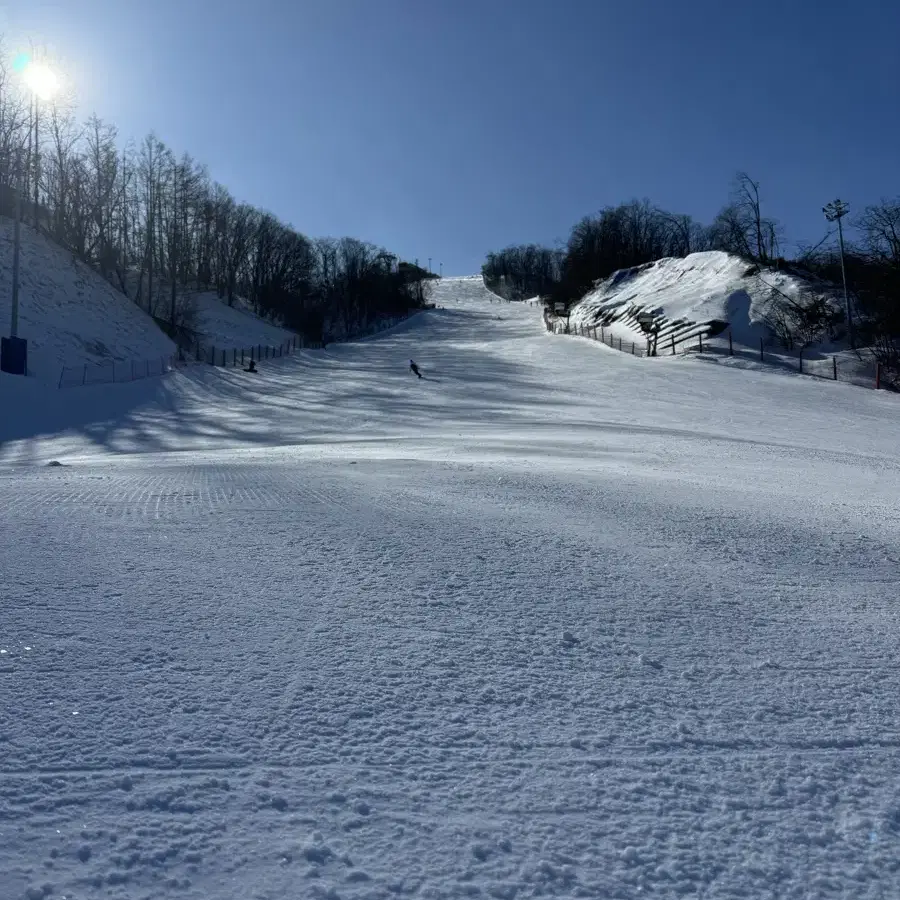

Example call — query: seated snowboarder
[409,359,422,379]
[244,359,258,373]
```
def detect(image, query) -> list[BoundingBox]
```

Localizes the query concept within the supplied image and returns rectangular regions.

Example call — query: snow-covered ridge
[570,251,838,351]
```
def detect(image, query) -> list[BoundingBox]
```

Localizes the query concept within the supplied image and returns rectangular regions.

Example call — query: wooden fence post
[799,350,803,373]
[876,363,881,390]
[698,333,703,353]
[759,338,764,361]
[833,357,837,380]
[618,337,622,352]
[671,335,676,355]
[728,328,733,356]
[631,342,635,355]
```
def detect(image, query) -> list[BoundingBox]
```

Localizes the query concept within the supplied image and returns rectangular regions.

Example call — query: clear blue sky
[5,0,898,275]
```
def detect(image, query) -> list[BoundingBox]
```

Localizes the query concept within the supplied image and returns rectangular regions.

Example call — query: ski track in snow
[2,277,900,898]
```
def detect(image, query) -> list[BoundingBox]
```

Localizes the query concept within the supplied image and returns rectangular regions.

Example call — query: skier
[409,359,422,379]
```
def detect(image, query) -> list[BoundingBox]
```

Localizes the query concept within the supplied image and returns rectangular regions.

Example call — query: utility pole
[823,199,852,349]
[428,257,432,273]
[11,151,22,337]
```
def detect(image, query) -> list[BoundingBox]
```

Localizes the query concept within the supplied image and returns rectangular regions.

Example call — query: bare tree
[135,132,167,312]
[857,199,900,267]
[709,173,780,263]
[0,46,428,348]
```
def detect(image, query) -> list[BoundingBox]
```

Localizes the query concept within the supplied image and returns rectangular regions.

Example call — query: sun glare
[22,61,59,101]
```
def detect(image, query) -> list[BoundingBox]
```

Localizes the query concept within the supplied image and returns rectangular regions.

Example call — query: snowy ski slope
[0,218,175,379]
[0,218,296,380]
[2,277,900,898]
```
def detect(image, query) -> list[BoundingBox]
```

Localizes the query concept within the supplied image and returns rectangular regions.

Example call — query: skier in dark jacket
[409,359,422,379]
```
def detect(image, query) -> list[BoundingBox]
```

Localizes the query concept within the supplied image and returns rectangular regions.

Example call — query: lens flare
[22,61,59,101]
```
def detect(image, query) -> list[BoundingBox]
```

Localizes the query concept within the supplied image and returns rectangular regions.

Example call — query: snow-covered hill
[570,251,839,351]
[190,291,296,351]
[1,277,899,898]
[0,218,175,380]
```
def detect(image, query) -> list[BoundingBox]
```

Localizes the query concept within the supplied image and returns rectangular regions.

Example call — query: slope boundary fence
[191,309,423,369]
[542,311,885,390]
[673,334,884,390]
[58,355,180,388]
[192,335,318,369]
[544,315,649,357]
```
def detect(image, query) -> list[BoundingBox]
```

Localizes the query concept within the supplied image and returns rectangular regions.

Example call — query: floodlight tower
[823,199,852,349]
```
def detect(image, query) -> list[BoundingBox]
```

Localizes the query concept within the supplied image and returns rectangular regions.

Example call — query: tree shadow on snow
[0,305,568,464]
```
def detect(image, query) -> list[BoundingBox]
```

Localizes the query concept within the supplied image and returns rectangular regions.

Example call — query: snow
[570,251,834,349]
[189,291,295,351]
[0,218,175,380]
[2,277,900,898]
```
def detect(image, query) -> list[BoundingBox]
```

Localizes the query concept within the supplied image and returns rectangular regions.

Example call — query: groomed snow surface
[2,276,900,899]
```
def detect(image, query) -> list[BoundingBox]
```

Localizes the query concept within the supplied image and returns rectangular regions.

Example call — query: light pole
[823,199,852,349]
[439,262,443,278]
[1,152,26,374]
[11,151,22,337]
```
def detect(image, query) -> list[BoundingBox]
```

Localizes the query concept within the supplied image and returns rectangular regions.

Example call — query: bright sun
[22,62,59,101]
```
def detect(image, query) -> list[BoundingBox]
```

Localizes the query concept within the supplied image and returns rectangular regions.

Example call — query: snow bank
[571,251,838,350]
[0,218,174,380]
